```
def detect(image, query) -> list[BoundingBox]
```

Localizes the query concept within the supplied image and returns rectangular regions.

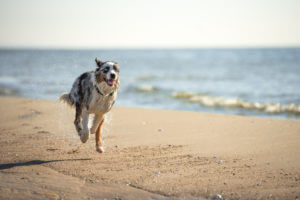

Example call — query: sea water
[0,48,299,120]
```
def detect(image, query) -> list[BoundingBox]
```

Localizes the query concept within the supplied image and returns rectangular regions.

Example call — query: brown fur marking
[96,73,105,84]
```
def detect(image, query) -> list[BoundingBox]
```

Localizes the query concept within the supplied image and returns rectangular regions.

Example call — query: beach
[0,97,299,200]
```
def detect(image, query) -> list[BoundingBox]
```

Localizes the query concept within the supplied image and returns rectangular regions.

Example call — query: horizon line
[1,45,300,51]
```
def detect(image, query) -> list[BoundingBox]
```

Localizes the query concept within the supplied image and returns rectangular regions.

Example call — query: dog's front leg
[90,113,104,134]
[96,117,105,153]
[79,108,89,143]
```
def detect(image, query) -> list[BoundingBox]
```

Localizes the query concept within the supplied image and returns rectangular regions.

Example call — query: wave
[0,75,18,85]
[134,76,157,81]
[0,76,20,96]
[136,85,158,92]
[0,86,19,96]
[172,92,300,115]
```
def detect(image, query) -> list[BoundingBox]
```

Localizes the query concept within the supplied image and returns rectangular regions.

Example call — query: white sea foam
[0,76,20,95]
[173,92,300,115]
[0,75,18,85]
[136,85,157,92]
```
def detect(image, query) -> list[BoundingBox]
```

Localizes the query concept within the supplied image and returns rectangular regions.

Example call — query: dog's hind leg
[95,118,105,153]
[79,108,89,143]
[74,102,83,134]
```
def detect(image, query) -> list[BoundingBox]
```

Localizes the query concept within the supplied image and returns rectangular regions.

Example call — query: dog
[59,58,120,153]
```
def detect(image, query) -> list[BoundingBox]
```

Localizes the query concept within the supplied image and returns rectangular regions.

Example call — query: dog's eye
[103,67,109,73]
[113,66,119,72]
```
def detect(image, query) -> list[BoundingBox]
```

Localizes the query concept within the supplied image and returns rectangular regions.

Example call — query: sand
[0,97,299,200]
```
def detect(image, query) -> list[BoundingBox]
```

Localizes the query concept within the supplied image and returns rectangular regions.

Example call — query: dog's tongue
[108,79,114,85]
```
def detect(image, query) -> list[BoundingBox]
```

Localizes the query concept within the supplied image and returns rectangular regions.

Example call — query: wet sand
[0,97,299,200]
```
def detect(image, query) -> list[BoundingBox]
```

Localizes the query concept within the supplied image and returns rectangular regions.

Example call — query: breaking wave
[173,92,300,115]
[0,76,20,96]
[136,85,158,92]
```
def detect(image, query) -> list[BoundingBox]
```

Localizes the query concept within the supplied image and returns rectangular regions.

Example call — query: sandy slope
[0,97,299,200]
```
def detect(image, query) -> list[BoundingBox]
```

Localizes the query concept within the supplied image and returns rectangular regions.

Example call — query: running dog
[59,58,120,153]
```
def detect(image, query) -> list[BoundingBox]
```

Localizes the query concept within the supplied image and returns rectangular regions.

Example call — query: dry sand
[0,97,299,200]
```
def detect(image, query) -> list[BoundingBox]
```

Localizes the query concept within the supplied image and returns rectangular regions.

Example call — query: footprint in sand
[21,123,30,126]
[47,148,59,152]
[37,130,50,134]
[19,110,41,119]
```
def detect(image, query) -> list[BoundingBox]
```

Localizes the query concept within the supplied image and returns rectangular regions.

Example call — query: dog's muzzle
[105,74,116,86]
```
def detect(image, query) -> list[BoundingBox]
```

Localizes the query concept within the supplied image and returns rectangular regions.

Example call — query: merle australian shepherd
[59,58,120,153]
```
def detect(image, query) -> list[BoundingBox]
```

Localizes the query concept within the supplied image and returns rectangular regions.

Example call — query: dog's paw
[96,145,104,153]
[79,130,89,143]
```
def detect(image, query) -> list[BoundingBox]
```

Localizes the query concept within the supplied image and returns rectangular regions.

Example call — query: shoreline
[1,95,299,122]
[0,97,299,199]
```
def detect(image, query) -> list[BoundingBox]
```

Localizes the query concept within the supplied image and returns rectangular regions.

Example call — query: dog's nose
[110,73,116,79]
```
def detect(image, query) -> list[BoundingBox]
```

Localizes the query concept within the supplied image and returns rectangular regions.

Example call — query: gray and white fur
[59,58,120,152]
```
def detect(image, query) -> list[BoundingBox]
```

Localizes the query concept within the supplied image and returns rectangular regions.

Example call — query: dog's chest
[88,87,116,114]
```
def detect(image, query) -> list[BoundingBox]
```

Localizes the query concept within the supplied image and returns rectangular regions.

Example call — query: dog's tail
[59,92,74,107]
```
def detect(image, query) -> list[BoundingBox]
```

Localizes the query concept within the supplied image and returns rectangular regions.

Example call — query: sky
[0,0,299,48]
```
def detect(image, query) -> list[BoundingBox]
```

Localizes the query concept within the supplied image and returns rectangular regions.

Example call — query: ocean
[0,48,299,120]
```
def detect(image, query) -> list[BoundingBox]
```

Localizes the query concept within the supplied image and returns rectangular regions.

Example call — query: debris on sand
[213,194,223,200]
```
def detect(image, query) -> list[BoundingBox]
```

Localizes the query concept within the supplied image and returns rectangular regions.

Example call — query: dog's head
[95,58,120,89]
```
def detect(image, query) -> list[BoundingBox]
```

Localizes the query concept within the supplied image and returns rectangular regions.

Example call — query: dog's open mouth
[104,78,115,86]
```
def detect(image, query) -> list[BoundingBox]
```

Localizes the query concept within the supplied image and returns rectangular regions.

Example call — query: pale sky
[0,0,299,48]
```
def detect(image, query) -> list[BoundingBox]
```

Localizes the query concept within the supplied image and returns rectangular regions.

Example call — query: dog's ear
[95,58,103,67]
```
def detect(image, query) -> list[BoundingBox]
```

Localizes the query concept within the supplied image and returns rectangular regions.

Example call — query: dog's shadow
[0,158,92,170]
